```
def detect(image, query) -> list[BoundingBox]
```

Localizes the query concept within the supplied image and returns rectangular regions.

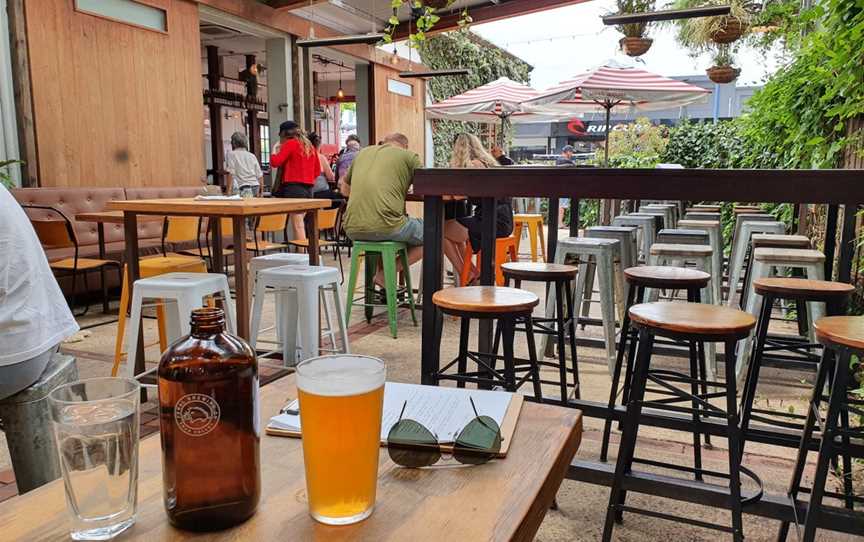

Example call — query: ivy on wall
[418,31,533,166]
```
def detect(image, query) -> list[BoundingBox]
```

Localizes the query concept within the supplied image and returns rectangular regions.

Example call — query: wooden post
[7,0,38,187]
[207,45,225,190]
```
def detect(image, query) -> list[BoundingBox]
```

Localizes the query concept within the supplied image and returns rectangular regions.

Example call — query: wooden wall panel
[372,64,425,160]
[25,0,203,187]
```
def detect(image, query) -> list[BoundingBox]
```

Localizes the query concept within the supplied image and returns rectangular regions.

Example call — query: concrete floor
[2,244,860,540]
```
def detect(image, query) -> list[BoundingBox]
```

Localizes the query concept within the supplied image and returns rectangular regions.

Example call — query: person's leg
[444,219,470,276]
[290,214,307,242]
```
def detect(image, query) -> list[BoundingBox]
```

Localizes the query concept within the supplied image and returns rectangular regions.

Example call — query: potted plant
[706,45,740,84]
[615,0,656,57]
[671,0,752,47]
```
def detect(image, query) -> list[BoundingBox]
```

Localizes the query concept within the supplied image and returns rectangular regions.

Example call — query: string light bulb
[337,70,345,100]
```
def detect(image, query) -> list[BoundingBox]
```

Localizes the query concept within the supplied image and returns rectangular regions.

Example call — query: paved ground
[0,245,859,540]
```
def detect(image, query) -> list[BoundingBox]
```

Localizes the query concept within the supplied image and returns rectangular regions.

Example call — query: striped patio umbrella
[524,63,711,163]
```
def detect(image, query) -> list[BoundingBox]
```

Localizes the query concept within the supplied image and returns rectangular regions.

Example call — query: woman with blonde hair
[270,120,321,240]
[444,134,514,282]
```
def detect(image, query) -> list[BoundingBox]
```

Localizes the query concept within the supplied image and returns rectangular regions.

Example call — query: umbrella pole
[604,104,611,167]
[601,103,612,224]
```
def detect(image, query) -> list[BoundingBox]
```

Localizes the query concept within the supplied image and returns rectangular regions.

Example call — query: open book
[267,382,523,456]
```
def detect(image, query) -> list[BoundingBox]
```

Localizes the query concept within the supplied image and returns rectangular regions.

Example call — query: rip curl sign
[175,393,221,437]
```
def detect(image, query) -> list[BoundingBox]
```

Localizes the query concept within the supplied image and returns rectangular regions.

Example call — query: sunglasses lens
[453,415,501,465]
[387,419,441,468]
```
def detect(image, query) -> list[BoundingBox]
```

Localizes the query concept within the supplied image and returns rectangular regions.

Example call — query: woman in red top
[270,120,321,241]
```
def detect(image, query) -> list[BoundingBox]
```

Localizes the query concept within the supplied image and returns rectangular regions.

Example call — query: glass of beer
[296,355,385,525]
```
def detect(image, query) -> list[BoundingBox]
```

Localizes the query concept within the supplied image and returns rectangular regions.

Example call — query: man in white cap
[0,186,79,399]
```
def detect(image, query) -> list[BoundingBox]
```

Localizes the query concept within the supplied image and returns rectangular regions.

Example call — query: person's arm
[319,153,335,182]
[269,139,295,168]
[224,153,236,194]
[339,162,353,197]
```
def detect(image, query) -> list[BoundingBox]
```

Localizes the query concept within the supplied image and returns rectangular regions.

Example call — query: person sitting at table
[0,186,79,400]
[341,133,424,288]
[225,131,263,198]
[444,134,513,283]
[270,120,321,241]
[308,132,341,209]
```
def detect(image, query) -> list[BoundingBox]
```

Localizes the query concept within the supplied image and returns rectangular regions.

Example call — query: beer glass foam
[296,355,385,525]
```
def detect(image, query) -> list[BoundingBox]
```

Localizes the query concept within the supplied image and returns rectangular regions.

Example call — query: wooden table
[75,211,163,313]
[104,198,331,377]
[0,375,583,541]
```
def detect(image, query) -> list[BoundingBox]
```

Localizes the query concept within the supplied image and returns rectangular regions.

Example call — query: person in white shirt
[0,186,79,399]
[224,132,263,197]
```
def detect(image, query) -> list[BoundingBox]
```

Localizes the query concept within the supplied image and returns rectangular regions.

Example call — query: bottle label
[175,393,221,437]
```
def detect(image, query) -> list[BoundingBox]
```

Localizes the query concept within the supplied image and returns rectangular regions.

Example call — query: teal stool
[345,241,417,338]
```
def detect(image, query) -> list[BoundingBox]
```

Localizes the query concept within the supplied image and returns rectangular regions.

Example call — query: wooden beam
[392,0,591,41]
[263,0,323,9]
[602,5,731,25]
[7,0,39,187]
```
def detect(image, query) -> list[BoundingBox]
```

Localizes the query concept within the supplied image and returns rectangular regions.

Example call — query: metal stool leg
[524,315,543,400]
[687,339,705,482]
[501,318,517,391]
[723,339,745,542]
[601,281,636,462]
[456,317,470,389]
[564,279,580,399]
[554,278,569,404]
[739,294,774,458]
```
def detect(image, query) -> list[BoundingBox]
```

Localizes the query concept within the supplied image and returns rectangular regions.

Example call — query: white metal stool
[125,272,235,382]
[612,215,657,262]
[544,237,621,371]
[640,204,677,228]
[726,220,786,306]
[585,226,638,271]
[249,253,312,352]
[737,248,826,378]
[249,265,349,366]
[677,219,723,302]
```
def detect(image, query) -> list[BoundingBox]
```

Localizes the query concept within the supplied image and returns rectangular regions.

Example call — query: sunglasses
[386,397,502,468]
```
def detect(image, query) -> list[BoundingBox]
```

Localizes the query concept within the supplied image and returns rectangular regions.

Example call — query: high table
[413,166,864,536]
[75,211,163,313]
[105,198,330,378]
[0,374,583,541]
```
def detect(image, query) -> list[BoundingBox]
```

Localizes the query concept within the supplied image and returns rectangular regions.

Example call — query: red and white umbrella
[525,63,711,162]
[425,77,563,124]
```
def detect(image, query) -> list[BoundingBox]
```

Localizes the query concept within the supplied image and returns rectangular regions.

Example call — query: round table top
[753,277,854,299]
[814,316,864,351]
[501,262,578,280]
[624,266,711,288]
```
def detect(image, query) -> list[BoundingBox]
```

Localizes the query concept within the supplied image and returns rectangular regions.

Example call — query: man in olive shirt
[341,133,423,286]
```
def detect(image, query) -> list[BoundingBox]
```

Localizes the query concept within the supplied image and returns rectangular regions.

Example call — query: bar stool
[648,243,717,305]
[726,214,775,277]
[250,265,349,365]
[686,204,722,213]
[602,302,758,542]
[612,215,657,262]
[600,266,711,463]
[740,279,853,461]
[432,286,542,397]
[512,214,546,262]
[656,228,710,246]
[738,234,810,311]
[683,211,721,221]
[636,207,672,229]
[640,204,677,228]
[249,253,313,355]
[544,237,621,370]
[726,220,786,306]
[677,219,722,292]
[461,235,518,286]
[778,316,864,541]
[502,262,579,403]
[345,240,417,339]
[124,272,235,382]
[585,225,638,271]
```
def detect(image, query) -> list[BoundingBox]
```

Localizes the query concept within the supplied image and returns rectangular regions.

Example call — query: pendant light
[336,69,345,100]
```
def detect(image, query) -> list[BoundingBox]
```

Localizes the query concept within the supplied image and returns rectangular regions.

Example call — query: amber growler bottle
[157,307,260,530]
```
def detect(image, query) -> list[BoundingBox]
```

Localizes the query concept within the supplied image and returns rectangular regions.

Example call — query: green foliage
[661,120,743,168]
[614,0,656,38]
[0,159,21,189]
[668,0,751,65]
[383,1,470,46]
[603,117,668,168]
[418,31,532,166]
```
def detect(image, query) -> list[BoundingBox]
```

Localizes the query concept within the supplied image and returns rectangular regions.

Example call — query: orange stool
[513,214,546,262]
[460,236,518,286]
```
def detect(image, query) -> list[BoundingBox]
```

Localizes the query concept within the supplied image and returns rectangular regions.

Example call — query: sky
[470,0,784,91]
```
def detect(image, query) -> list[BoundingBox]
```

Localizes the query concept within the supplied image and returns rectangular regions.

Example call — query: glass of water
[49,378,140,540]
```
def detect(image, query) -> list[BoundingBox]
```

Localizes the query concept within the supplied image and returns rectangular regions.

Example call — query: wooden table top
[76,210,163,224]
[0,376,582,541]
[105,198,331,217]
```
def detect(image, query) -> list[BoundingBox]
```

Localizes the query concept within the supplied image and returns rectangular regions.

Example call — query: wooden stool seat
[433,286,539,315]
[629,302,755,339]
[624,265,710,288]
[501,262,577,281]
[813,315,864,351]
[753,277,854,300]
[649,243,712,258]
[733,206,763,214]
[678,219,720,227]
[686,205,721,213]
[750,234,810,249]
[753,247,825,264]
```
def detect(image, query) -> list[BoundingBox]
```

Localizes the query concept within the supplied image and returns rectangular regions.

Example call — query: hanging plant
[613,0,656,57]
[710,15,748,44]
[670,0,752,51]
[382,1,472,46]
[706,44,740,84]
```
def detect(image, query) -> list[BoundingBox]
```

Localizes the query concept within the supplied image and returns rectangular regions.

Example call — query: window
[387,79,413,98]
[75,0,167,33]
[260,124,271,167]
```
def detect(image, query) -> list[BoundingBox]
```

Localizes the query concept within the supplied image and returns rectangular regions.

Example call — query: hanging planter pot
[711,17,747,44]
[619,37,653,57]
[706,65,741,84]
[422,0,453,8]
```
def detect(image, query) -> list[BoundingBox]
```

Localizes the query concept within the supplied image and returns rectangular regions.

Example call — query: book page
[268,382,512,444]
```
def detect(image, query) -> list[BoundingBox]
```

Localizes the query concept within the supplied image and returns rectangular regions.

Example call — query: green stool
[345,241,418,338]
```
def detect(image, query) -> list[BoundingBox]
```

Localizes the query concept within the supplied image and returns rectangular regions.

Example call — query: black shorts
[273,183,314,198]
